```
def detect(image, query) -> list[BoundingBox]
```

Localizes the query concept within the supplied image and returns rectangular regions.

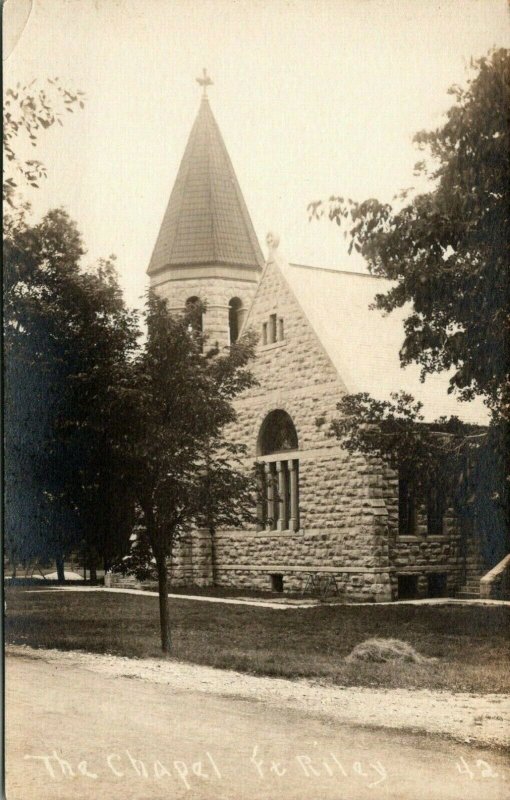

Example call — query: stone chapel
[139,78,496,602]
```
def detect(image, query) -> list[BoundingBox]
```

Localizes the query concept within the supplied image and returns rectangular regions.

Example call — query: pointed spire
[147,86,263,276]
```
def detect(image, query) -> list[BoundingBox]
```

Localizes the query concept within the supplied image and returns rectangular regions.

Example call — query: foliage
[4,208,139,576]
[117,293,258,651]
[331,392,474,489]
[332,391,509,562]
[310,49,510,550]
[309,49,509,419]
[3,78,85,206]
[113,522,155,583]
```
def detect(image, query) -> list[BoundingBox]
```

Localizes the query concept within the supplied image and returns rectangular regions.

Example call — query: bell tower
[147,71,264,347]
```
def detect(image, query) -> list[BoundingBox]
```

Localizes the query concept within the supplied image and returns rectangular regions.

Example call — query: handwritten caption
[24,747,387,790]
[23,747,503,790]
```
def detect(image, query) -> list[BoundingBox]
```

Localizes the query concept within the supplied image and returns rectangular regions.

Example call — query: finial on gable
[196,68,213,98]
[265,230,290,273]
[266,231,280,256]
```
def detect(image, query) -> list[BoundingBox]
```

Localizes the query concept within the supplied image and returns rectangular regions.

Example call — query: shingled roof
[147,95,264,275]
[276,259,488,425]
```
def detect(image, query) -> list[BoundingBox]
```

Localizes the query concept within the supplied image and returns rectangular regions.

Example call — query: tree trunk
[89,564,98,584]
[155,552,171,653]
[11,562,17,579]
[56,553,65,584]
[143,504,172,654]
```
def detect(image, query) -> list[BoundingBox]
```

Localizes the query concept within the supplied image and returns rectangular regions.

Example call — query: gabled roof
[147,96,264,275]
[278,259,488,425]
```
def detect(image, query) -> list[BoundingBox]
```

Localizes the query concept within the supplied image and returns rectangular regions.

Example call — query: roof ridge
[204,101,217,263]
[210,109,264,267]
[289,262,383,279]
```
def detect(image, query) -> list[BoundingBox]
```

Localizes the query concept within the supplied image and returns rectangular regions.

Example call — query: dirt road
[6,650,510,800]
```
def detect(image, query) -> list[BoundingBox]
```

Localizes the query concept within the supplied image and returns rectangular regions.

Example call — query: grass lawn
[5,586,510,693]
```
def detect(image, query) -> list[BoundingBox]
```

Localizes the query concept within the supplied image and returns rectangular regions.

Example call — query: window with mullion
[427,483,446,536]
[398,474,417,536]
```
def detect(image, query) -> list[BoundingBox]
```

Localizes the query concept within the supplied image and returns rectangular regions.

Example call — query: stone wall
[163,259,395,600]
[131,257,477,601]
[151,265,259,349]
[167,530,212,587]
[381,463,467,598]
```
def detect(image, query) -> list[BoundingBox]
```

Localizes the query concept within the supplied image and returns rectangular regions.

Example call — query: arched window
[185,296,203,333]
[228,297,243,344]
[256,410,299,532]
[258,410,298,455]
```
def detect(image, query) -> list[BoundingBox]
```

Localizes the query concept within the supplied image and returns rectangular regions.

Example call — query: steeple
[147,80,264,277]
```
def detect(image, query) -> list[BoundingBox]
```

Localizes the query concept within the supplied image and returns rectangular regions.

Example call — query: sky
[4,0,510,311]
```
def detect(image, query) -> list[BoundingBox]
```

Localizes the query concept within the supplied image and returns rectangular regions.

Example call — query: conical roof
[147,96,264,275]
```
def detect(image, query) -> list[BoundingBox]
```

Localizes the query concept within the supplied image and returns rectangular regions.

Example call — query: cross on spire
[196,68,213,97]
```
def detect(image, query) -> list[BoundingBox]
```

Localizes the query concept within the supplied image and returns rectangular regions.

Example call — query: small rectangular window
[262,322,268,345]
[278,318,284,341]
[269,314,277,344]
[398,474,417,535]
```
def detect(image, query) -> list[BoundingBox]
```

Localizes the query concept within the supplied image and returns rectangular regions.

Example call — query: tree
[331,392,509,563]
[310,48,509,417]
[4,208,139,580]
[1,78,136,580]
[3,78,84,206]
[309,49,510,545]
[120,294,257,652]
[55,253,140,579]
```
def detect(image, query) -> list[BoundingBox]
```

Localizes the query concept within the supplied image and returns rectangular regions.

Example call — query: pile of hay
[345,638,434,664]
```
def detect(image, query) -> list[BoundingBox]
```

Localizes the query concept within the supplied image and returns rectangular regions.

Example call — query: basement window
[427,573,447,598]
[271,573,284,593]
[397,574,419,600]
